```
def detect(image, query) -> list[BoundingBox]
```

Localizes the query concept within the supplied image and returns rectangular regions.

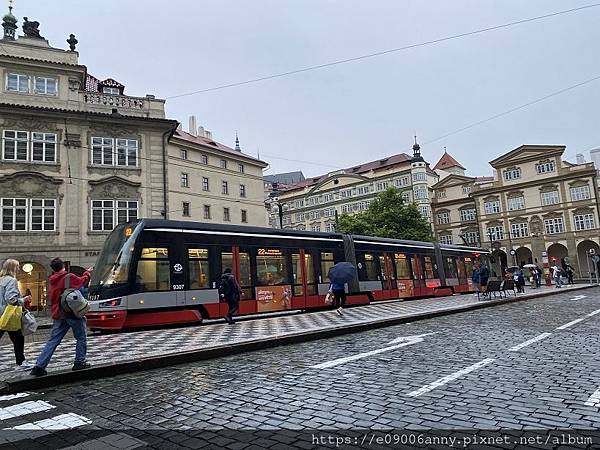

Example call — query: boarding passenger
[219,268,242,325]
[471,264,481,296]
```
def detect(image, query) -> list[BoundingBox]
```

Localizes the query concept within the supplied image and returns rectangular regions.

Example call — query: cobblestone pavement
[0,285,584,383]
[1,287,600,449]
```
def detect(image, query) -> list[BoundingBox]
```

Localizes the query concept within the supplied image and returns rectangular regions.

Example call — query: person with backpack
[30,258,92,377]
[0,259,32,370]
[219,268,241,325]
[478,264,490,296]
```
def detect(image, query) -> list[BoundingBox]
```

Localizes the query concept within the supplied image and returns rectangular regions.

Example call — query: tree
[336,187,433,241]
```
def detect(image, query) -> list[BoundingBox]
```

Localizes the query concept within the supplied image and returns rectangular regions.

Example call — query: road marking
[0,393,29,402]
[0,400,55,421]
[556,318,586,330]
[587,309,600,317]
[585,387,600,407]
[570,295,587,300]
[406,358,495,397]
[5,412,92,430]
[311,333,435,369]
[508,333,552,352]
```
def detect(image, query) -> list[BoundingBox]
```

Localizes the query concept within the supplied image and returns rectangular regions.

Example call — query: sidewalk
[1,284,594,394]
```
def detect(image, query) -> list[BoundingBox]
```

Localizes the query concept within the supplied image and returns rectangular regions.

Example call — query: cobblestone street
[1,287,600,449]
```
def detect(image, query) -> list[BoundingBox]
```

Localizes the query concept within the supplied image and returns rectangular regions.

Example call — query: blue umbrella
[328,262,357,284]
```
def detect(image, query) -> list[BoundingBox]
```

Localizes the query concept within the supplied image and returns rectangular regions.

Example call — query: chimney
[197,126,205,138]
[576,153,585,165]
[189,116,197,136]
[205,130,213,140]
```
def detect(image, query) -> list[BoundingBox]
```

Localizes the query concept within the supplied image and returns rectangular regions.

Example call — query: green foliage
[336,187,433,242]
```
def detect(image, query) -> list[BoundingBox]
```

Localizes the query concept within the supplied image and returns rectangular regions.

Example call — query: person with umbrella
[327,262,357,316]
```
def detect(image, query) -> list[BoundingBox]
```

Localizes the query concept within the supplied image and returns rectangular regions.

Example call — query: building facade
[431,145,600,278]
[272,142,438,231]
[0,11,176,309]
[168,122,268,227]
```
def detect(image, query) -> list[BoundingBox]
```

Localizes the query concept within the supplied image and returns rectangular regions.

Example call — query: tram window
[464,257,474,278]
[444,257,458,278]
[136,247,169,291]
[256,249,288,285]
[423,256,439,279]
[320,252,335,279]
[394,254,412,279]
[292,254,304,296]
[457,258,467,279]
[188,248,210,289]
[364,254,379,281]
[305,253,316,295]
[239,252,253,299]
[411,255,421,279]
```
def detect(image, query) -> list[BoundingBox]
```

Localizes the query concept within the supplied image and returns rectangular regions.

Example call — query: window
[436,190,446,198]
[181,173,189,188]
[412,172,427,182]
[362,254,379,281]
[91,200,138,231]
[436,212,450,225]
[462,185,472,194]
[188,248,210,289]
[203,205,211,220]
[102,86,120,95]
[6,73,29,93]
[1,198,27,231]
[510,222,529,238]
[439,235,453,245]
[460,208,476,222]
[223,207,231,222]
[136,248,170,292]
[462,231,479,245]
[487,225,504,240]
[323,193,334,202]
[241,209,248,223]
[308,211,320,220]
[356,201,368,211]
[484,200,500,214]
[507,196,525,211]
[414,187,428,199]
[311,225,321,232]
[222,181,229,195]
[34,77,58,96]
[2,130,29,161]
[541,191,560,206]
[201,154,208,165]
[503,168,521,181]
[340,190,352,199]
[341,204,352,213]
[239,184,246,198]
[536,161,555,174]
[256,249,288,285]
[376,181,389,192]
[320,252,335,278]
[402,192,411,203]
[202,177,209,191]
[29,199,56,231]
[180,149,188,160]
[91,137,138,167]
[294,199,304,208]
[356,186,370,195]
[395,177,410,187]
[394,254,412,279]
[31,133,57,162]
[220,159,227,169]
[574,213,595,231]
[238,163,244,173]
[295,212,305,221]
[182,202,190,217]
[325,223,335,232]
[544,217,565,234]
[418,205,430,217]
[570,185,591,202]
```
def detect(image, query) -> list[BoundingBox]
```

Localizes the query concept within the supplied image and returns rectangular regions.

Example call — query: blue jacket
[471,269,480,283]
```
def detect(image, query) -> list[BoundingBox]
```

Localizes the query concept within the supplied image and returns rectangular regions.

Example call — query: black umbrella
[328,262,357,284]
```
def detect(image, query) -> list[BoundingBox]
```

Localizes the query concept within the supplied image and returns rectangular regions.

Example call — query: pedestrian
[328,278,346,315]
[0,259,32,370]
[478,264,490,297]
[552,265,563,288]
[535,266,543,288]
[566,265,574,285]
[29,258,92,377]
[515,269,525,293]
[471,264,481,296]
[218,268,241,324]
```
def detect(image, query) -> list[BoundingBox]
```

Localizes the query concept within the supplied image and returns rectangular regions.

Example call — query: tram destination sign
[258,248,282,256]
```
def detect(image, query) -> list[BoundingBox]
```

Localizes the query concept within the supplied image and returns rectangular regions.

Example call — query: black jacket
[219,273,241,301]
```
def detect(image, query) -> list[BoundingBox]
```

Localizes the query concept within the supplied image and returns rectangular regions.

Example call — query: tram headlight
[99,298,122,308]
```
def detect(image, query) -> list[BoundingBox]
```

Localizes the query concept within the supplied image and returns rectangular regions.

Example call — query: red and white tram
[86,220,488,330]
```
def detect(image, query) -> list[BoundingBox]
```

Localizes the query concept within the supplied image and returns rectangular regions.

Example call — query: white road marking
[587,309,600,317]
[0,393,29,402]
[585,387,600,407]
[556,318,586,330]
[311,333,435,369]
[570,295,587,300]
[508,333,552,352]
[6,412,92,430]
[406,358,495,397]
[0,400,55,421]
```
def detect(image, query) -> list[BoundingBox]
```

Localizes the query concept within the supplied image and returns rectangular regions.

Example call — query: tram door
[292,250,308,308]
[379,253,396,299]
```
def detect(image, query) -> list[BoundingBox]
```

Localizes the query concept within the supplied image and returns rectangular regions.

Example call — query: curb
[3,284,595,394]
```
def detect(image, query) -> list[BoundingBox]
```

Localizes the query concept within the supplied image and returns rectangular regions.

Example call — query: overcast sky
[20,0,600,177]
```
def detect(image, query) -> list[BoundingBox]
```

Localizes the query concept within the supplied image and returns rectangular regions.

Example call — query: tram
[86,219,489,330]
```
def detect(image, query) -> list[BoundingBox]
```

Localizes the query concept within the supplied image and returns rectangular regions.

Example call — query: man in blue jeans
[30,258,92,377]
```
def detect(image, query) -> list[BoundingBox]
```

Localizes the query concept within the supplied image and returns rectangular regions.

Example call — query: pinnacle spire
[235,132,241,151]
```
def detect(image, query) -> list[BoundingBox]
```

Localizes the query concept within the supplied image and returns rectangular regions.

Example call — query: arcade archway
[577,240,600,278]
[16,262,47,311]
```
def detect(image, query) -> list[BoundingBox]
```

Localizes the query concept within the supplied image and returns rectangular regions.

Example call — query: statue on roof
[22,17,43,39]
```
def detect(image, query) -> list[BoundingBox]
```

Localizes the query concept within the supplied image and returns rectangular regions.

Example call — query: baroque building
[0,10,176,309]
[431,145,600,279]
[271,140,438,231]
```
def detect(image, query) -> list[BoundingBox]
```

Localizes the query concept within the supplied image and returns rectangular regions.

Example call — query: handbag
[324,291,334,305]
[0,304,23,331]
[21,310,38,336]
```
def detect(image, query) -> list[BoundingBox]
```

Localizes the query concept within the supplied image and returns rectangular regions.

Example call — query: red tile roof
[433,151,466,171]
[173,130,268,167]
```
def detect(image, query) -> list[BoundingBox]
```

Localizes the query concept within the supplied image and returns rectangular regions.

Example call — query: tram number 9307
[172,284,185,290]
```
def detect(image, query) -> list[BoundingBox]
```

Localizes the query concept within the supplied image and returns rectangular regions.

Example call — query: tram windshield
[89,222,142,296]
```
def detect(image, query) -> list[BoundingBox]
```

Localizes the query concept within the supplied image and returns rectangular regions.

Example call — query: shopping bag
[0,304,23,331]
[324,291,334,305]
[21,310,38,336]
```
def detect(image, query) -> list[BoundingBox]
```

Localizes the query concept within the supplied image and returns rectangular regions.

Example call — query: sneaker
[17,360,32,370]
[30,366,47,377]
[72,362,91,371]
[336,307,343,316]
